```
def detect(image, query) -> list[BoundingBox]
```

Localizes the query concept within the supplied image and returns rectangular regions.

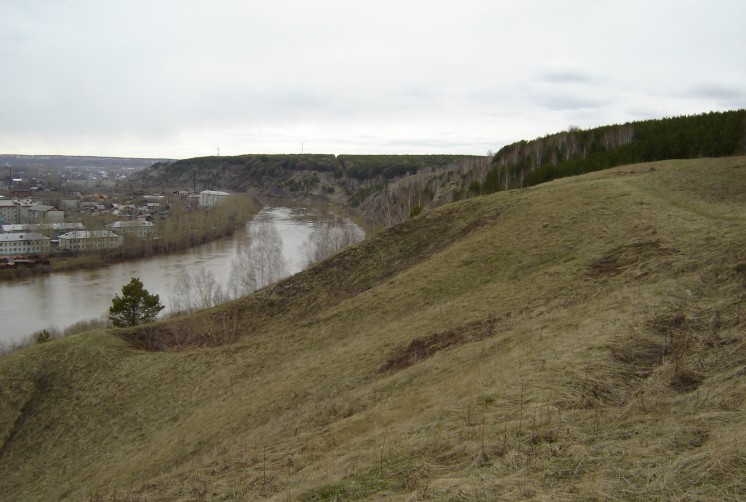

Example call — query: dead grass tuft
[587,239,678,277]
[610,334,666,378]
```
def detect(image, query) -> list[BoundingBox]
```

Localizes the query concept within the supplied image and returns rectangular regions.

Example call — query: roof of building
[0,200,17,208]
[0,232,50,242]
[200,190,230,196]
[29,204,59,212]
[2,223,84,232]
[110,220,155,228]
[59,230,120,239]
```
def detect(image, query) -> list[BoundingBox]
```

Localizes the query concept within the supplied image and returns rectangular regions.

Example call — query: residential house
[0,232,51,255]
[58,230,123,252]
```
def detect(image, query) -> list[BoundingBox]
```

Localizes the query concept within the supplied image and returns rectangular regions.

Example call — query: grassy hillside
[2,157,745,500]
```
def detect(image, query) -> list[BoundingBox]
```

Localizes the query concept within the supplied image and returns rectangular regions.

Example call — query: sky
[1,0,745,159]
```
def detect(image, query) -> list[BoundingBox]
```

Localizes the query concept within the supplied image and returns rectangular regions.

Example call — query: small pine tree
[108,277,165,328]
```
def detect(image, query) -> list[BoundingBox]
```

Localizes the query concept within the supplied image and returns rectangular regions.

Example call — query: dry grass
[1,157,745,501]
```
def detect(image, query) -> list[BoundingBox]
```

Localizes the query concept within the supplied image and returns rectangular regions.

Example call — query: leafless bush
[229,221,288,298]
[171,269,228,313]
[302,215,363,267]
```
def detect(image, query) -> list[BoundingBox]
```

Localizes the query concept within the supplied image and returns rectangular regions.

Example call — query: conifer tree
[108,277,164,327]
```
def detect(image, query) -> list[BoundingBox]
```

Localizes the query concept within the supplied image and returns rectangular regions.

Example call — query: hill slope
[2,157,745,500]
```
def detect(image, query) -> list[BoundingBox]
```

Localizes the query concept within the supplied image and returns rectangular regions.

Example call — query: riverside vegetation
[1,155,745,500]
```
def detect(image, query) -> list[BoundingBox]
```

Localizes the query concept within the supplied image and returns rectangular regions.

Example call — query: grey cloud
[536,96,605,111]
[685,83,746,106]
[536,68,597,84]
[528,66,607,112]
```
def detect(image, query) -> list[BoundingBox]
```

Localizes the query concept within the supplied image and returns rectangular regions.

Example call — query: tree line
[475,109,746,194]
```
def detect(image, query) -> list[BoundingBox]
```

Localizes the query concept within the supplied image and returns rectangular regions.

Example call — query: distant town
[0,190,229,259]
[0,155,237,270]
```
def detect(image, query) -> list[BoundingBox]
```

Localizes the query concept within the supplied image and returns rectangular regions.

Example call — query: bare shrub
[302,215,363,267]
[229,221,288,298]
[171,269,227,313]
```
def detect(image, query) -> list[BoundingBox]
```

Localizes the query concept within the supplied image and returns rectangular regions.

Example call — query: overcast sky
[2,0,745,159]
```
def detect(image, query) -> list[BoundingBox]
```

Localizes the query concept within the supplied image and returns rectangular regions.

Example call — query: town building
[0,200,21,225]
[26,204,64,224]
[58,230,123,252]
[198,190,230,208]
[109,220,156,238]
[0,232,51,255]
[1,223,85,240]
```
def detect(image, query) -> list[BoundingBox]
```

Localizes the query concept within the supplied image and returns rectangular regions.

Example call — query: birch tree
[170,268,227,313]
[302,216,363,267]
[228,221,287,297]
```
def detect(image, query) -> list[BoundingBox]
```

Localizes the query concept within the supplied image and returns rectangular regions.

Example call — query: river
[0,204,363,348]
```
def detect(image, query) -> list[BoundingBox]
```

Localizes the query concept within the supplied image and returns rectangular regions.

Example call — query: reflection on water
[0,205,363,346]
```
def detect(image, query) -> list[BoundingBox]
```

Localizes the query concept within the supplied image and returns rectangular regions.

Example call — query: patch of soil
[378,317,500,374]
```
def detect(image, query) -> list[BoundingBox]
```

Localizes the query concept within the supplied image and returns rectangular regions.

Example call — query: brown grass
[1,157,745,501]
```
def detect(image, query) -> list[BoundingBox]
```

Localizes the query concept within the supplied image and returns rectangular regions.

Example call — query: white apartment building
[109,220,156,238]
[0,232,51,255]
[58,230,123,252]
